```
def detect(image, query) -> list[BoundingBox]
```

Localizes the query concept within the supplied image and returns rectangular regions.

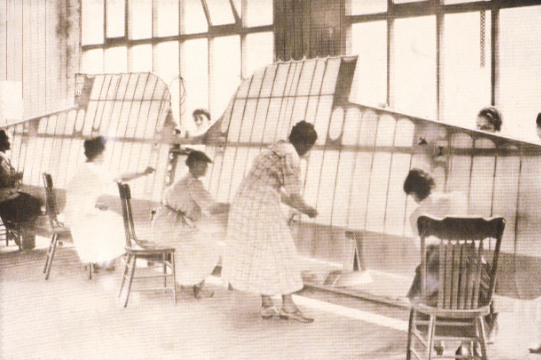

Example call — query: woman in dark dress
[0,130,42,249]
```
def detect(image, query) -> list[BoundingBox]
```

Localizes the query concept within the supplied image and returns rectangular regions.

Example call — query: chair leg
[124,255,138,307]
[88,262,94,280]
[406,308,415,360]
[44,233,59,280]
[426,315,436,360]
[171,252,177,304]
[163,253,167,289]
[118,253,132,298]
[476,316,488,360]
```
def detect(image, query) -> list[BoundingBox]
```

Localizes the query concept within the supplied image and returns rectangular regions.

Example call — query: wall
[0,0,79,125]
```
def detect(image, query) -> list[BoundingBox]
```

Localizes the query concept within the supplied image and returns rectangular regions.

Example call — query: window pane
[499,5,541,141]
[156,0,179,37]
[81,0,104,45]
[130,44,153,72]
[245,32,274,77]
[181,39,209,133]
[106,0,125,38]
[245,0,273,27]
[206,0,235,26]
[82,49,104,74]
[347,0,386,15]
[128,0,152,40]
[350,21,387,108]
[442,12,491,129]
[211,36,241,119]
[181,0,208,34]
[391,16,436,119]
[104,46,128,73]
[155,41,180,126]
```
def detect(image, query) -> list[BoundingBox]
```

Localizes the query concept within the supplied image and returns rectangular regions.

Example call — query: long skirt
[222,184,303,296]
[151,206,221,286]
[0,192,42,224]
[69,210,126,264]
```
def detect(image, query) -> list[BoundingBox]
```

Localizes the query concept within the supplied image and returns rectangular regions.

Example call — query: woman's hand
[143,166,155,175]
[304,206,318,218]
[95,203,108,211]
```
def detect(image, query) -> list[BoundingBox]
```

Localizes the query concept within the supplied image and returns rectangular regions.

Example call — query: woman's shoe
[434,341,444,356]
[455,344,470,360]
[486,318,498,344]
[260,306,279,319]
[529,344,541,354]
[193,285,214,299]
[279,308,314,323]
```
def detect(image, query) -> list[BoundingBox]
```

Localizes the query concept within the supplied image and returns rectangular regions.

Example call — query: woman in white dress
[65,136,154,271]
[404,168,497,357]
[151,150,229,299]
[222,121,318,323]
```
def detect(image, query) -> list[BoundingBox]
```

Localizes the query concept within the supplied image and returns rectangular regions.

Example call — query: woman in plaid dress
[222,121,318,323]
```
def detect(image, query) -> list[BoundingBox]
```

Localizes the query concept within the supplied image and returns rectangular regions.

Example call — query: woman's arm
[282,191,318,218]
[116,166,155,182]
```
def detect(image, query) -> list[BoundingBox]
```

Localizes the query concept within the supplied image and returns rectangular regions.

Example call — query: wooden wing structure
[3,58,540,301]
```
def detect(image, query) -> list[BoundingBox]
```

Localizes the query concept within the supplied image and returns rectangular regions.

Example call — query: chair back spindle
[417,216,505,311]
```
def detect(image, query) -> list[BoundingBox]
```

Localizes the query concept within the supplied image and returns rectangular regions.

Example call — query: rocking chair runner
[117,182,177,307]
[406,215,505,360]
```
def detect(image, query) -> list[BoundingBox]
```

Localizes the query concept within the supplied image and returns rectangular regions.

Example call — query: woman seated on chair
[0,130,42,249]
[403,168,498,357]
[151,150,229,299]
[65,136,154,271]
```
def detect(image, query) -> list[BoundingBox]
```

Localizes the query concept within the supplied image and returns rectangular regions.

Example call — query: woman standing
[222,120,318,323]
[151,150,229,299]
[65,136,154,270]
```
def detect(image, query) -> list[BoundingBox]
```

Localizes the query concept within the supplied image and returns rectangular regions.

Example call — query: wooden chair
[42,173,80,280]
[117,182,177,307]
[406,215,505,360]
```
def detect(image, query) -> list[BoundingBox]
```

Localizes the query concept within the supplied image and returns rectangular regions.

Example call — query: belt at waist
[164,204,196,228]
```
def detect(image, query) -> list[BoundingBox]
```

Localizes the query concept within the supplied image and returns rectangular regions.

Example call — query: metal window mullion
[490,8,499,106]
[436,8,443,121]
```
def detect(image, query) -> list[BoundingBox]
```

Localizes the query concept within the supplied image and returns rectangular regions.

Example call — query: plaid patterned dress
[222,141,304,295]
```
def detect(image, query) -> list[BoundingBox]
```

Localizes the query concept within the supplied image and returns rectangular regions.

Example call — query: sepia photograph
[1,0,541,359]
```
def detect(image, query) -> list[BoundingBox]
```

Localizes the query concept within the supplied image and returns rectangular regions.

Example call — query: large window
[499,5,541,141]
[349,21,387,108]
[347,1,541,141]
[391,16,437,120]
[442,11,491,128]
[80,0,274,134]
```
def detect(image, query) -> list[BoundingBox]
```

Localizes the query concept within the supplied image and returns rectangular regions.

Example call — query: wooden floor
[0,237,539,360]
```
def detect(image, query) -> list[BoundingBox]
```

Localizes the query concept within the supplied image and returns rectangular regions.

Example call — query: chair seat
[412,302,492,318]
[127,240,175,254]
